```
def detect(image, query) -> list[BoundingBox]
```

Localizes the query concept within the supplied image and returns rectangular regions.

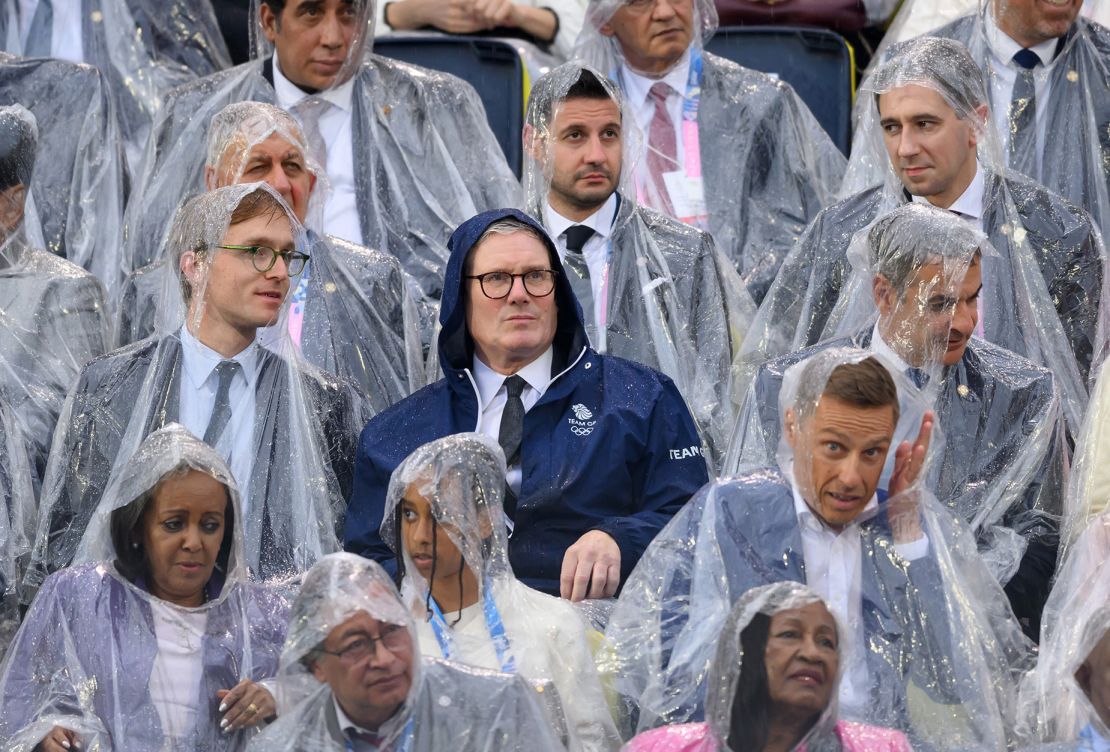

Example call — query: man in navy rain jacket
[344,208,709,599]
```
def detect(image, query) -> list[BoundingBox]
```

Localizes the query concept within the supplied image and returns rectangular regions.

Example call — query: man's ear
[203,165,218,191]
[969,103,989,148]
[873,274,895,316]
[784,407,798,449]
[259,2,280,44]
[522,123,544,162]
[599,21,616,38]
[180,249,203,285]
[311,657,327,684]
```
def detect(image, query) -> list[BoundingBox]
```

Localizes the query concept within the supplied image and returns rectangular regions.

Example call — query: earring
[131,542,140,550]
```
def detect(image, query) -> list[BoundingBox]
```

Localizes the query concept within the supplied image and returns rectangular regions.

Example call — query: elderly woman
[625,582,911,752]
[0,424,289,750]
[381,432,621,751]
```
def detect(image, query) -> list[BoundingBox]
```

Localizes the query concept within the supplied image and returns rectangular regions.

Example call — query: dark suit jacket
[32,334,365,586]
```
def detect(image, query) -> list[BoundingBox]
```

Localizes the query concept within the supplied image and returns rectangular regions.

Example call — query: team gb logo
[568,404,596,436]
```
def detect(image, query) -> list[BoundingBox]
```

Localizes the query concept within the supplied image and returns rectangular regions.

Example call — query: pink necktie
[646,82,678,216]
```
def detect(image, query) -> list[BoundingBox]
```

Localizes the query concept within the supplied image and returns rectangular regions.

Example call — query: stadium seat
[374,35,526,176]
[706,26,855,154]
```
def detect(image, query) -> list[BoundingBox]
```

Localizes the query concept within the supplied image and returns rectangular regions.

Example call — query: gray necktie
[563,224,598,347]
[498,375,526,519]
[1009,48,1041,175]
[294,97,330,168]
[204,360,241,445]
[24,0,53,58]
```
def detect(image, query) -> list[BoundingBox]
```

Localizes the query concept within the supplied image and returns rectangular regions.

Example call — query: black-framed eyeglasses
[464,269,559,299]
[318,623,409,664]
[217,244,310,276]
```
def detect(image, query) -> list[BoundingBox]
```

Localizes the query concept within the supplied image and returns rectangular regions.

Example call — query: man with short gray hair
[345,208,708,601]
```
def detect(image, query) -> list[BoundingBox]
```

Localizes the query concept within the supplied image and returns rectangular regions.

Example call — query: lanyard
[345,716,414,752]
[287,260,312,347]
[427,580,517,674]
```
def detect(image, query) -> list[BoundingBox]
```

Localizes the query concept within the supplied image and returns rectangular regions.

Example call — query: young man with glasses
[344,208,708,602]
[27,185,369,588]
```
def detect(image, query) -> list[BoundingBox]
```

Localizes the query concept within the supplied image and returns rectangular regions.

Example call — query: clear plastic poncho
[381,432,621,751]
[0,398,34,648]
[865,0,1110,243]
[0,423,291,750]
[250,551,566,752]
[624,582,915,752]
[0,52,127,292]
[1016,509,1110,745]
[1060,356,1110,559]
[130,0,520,303]
[729,203,1067,590]
[118,100,426,412]
[603,347,1035,749]
[25,183,370,600]
[0,104,110,484]
[572,0,846,303]
[522,61,752,468]
[0,0,231,171]
[752,35,1102,432]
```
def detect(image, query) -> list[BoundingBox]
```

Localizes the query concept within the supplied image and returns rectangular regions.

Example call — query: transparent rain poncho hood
[118,99,426,413]
[0,104,110,485]
[522,60,752,467]
[381,433,621,751]
[602,347,1035,749]
[0,423,291,750]
[0,52,127,292]
[729,203,1067,589]
[571,0,845,303]
[1017,509,1110,744]
[0,0,230,163]
[252,552,565,752]
[752,34,1102,433]
[130,0,520,302]
[26,182,369,598]
[862,0,1110,243]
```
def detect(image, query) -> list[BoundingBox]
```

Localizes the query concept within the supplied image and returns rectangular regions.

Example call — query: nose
[181,523,202,552]
[797,634,824,662]
[837,455,863,490]
[412,515,433,547]
[266,252,291,282]
[319,11,344,49]
[653,0,678,19]
[952,298,977,336]
[365,635,396,668]
[897,129,919,159]
[505,274,532,304]
[585,134,607,166]
[266,166,294,203]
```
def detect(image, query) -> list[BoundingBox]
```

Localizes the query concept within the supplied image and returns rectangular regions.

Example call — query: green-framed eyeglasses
[217,244,310,276]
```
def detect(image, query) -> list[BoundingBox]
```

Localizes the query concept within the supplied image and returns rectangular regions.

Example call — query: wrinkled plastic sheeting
[603,347,1034,749]
[0,425,290,750]
[381,433,621,751]
[26,184,369,601]
[573,0,846,304]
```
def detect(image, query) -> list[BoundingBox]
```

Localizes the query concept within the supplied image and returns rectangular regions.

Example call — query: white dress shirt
[622,49,692,176]
[148,601,207,743]
[178,326,259,510]
[545,194,617,350]
[984,12,1059,175]
[473,347,553,498]
[19,0,83,62]
[333,695,381,749]
[272,54,362,245]
[787,463,929,715]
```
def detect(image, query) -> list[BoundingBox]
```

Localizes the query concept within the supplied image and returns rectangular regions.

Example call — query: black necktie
[498,375,526,519]
[1009,48,1041,175]
[905,367,930,390]
[204,360,241,445]
[562,225,598,346]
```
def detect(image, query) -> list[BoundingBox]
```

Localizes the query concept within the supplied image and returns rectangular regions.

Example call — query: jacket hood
[438,208,588,372]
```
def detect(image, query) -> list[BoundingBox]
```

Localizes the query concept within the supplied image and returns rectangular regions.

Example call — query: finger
[559,548,579,599]
[571,559,593,602]
[587,559,608,599]
[218,679,250,712]
[224,690,262,731]
[605,563,621,597]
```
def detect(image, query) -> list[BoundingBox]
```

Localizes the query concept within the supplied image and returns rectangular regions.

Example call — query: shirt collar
[985,10,1061,68]
[545,193,618,245]
[179,325,259,392]
[870,321,917,376]
[472,346,554,411]
[332,695,378,740]
[621,48,692,109]
[271,53,355,113]
[786,461,879,535]
[910,160,985,221]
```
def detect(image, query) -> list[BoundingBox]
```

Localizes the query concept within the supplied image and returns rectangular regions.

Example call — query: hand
[436,0,490,34]
[888,410,933,498]
[560,530,621,601]
[35,727,81,751]
[470,0,516,27]
[217,680,276,733]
